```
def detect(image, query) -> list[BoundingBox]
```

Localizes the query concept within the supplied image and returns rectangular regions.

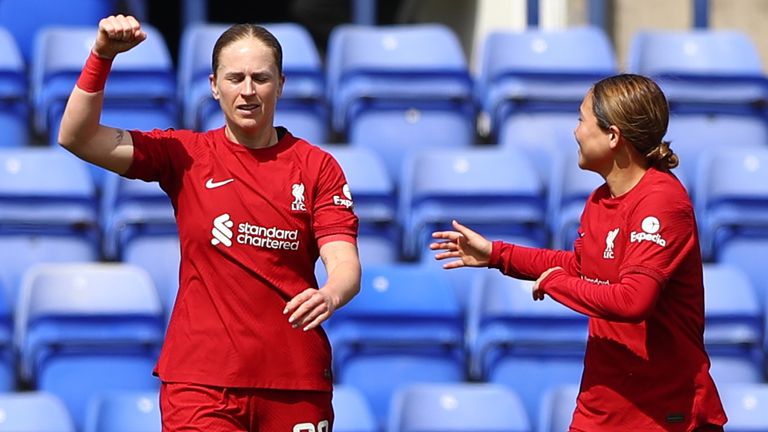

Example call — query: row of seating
[2,381,768,432]
[2,22,767,149]
[0,260,764,428]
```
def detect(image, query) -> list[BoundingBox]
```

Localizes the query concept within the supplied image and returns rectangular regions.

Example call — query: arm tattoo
[115,129,125,145]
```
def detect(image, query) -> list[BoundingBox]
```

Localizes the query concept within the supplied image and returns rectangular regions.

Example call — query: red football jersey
[125,127,358,390]
[490,168,726,431]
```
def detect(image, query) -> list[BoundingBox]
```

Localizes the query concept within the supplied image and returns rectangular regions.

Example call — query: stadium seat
[84,391,160,432]
[0,26,29,148]
[718,383,768,431]
[322,144,399,262]
[177,22,328,142]
[100,173,176,260]
[718,238,768,312]
[0,286,12,391]
[468,272,587,421]
[627,30,768,116]
[0,391,75,432]
[400,148,547,259]
[695,147,768,259]
[702,264,763,369]
[387,383,531,432]
[537,385,578,432]
[122,236,180,322]
[333,385,377,432]
[327,24,475,178]
[328,264,466,428]
[0,0,115,63]
[15,263,164,430]
[31,23,177,163]
[476,26,616,141]
[708,356,764,386]
[0,148,99,256]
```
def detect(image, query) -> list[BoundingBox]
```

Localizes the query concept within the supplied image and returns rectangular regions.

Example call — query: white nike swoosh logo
[205,178,234,189]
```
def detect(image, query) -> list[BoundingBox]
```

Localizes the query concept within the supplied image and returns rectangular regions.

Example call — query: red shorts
[160,382,334,431]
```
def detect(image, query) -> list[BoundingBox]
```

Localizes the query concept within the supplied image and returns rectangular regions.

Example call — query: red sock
[76,51,114,93]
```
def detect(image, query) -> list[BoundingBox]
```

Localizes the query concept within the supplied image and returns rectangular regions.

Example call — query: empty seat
[100,173,176,260]
[708,356,764,386]
[84,391,160,432]
[121,236,180,323]
[695,147,768,259]
[0,26,29,148]
[0,391,75,432]
[0,0,115,63]
[400,148,547,259]
[628,30,768,116]
[177,22,328,142]
[31,24,177,148]
[718,238,768,312]
[388,383,531,432]
[327,24,475,178]
[476,27,616,141]
[702,264,763,368]
[333,385,377,432]
[328,264,466,428]
[15,263,164,430]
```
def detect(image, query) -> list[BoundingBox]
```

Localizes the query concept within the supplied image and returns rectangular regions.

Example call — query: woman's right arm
[58,15,147,175]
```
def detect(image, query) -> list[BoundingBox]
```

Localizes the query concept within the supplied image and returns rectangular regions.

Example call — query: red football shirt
[489,167,726,431]
[124,127,358,390]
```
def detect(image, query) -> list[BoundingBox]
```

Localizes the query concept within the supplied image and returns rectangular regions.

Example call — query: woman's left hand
[284,288,338,331]
[532,267,561,301]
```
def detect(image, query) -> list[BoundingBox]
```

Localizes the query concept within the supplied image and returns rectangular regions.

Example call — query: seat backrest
[388,383,531,432]
[333,385,377,432]
[0,391,75,431]
[400,148,546,257]
[0,25,27,101]
[0,148,96,229]
[628,30,763,78]
[15,263,164,380]
[84,391,160,432]
[0,0,115,63]
[702,263,762,351]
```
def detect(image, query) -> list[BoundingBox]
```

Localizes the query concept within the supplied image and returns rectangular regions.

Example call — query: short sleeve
[620,191,698,284]
[125,129,194,195]
[311,153,359,241]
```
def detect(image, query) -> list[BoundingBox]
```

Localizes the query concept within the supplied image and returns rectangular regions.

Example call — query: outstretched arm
[58,15,147,174]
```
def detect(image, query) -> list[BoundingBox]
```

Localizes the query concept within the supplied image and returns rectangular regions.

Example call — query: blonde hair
[592,74,679,170]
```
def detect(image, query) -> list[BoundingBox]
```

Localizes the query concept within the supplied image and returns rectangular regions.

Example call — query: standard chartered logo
[211,213,234,247]
[210,213,300,250]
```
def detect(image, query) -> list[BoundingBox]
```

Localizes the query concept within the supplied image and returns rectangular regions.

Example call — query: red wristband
[76,51,114,93]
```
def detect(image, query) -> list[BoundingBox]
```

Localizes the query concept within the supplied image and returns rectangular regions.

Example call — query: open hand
[430,220,492,269]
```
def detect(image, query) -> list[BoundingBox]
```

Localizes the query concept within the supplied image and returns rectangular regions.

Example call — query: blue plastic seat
[695,147,768,259]
[718,383,768,432]
[84,391,160,432]
[327,24,475,178]
[388,383,531,432]
[537,385,579,432]
[400,148,547,259]
[0,148,99,253]
[469,272,586,421]
[708,356,764,386]
[0,0,115,63]
[476,27,616,141]
[333,385,377,432]
[15,263,164,430]
[100,173,177,260]
[121,236,180,323]
[628,30,768,116]
[0,285,12,391]
[177,22,328,142]
[718,238,768,312]
[328,264,466,428]
[0,391,75,432]
[0,26,29,147]
[31,24,177,148]
[702,264,763,369]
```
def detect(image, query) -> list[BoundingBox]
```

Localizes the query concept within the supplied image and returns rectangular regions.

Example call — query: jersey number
[293,420,329,432]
